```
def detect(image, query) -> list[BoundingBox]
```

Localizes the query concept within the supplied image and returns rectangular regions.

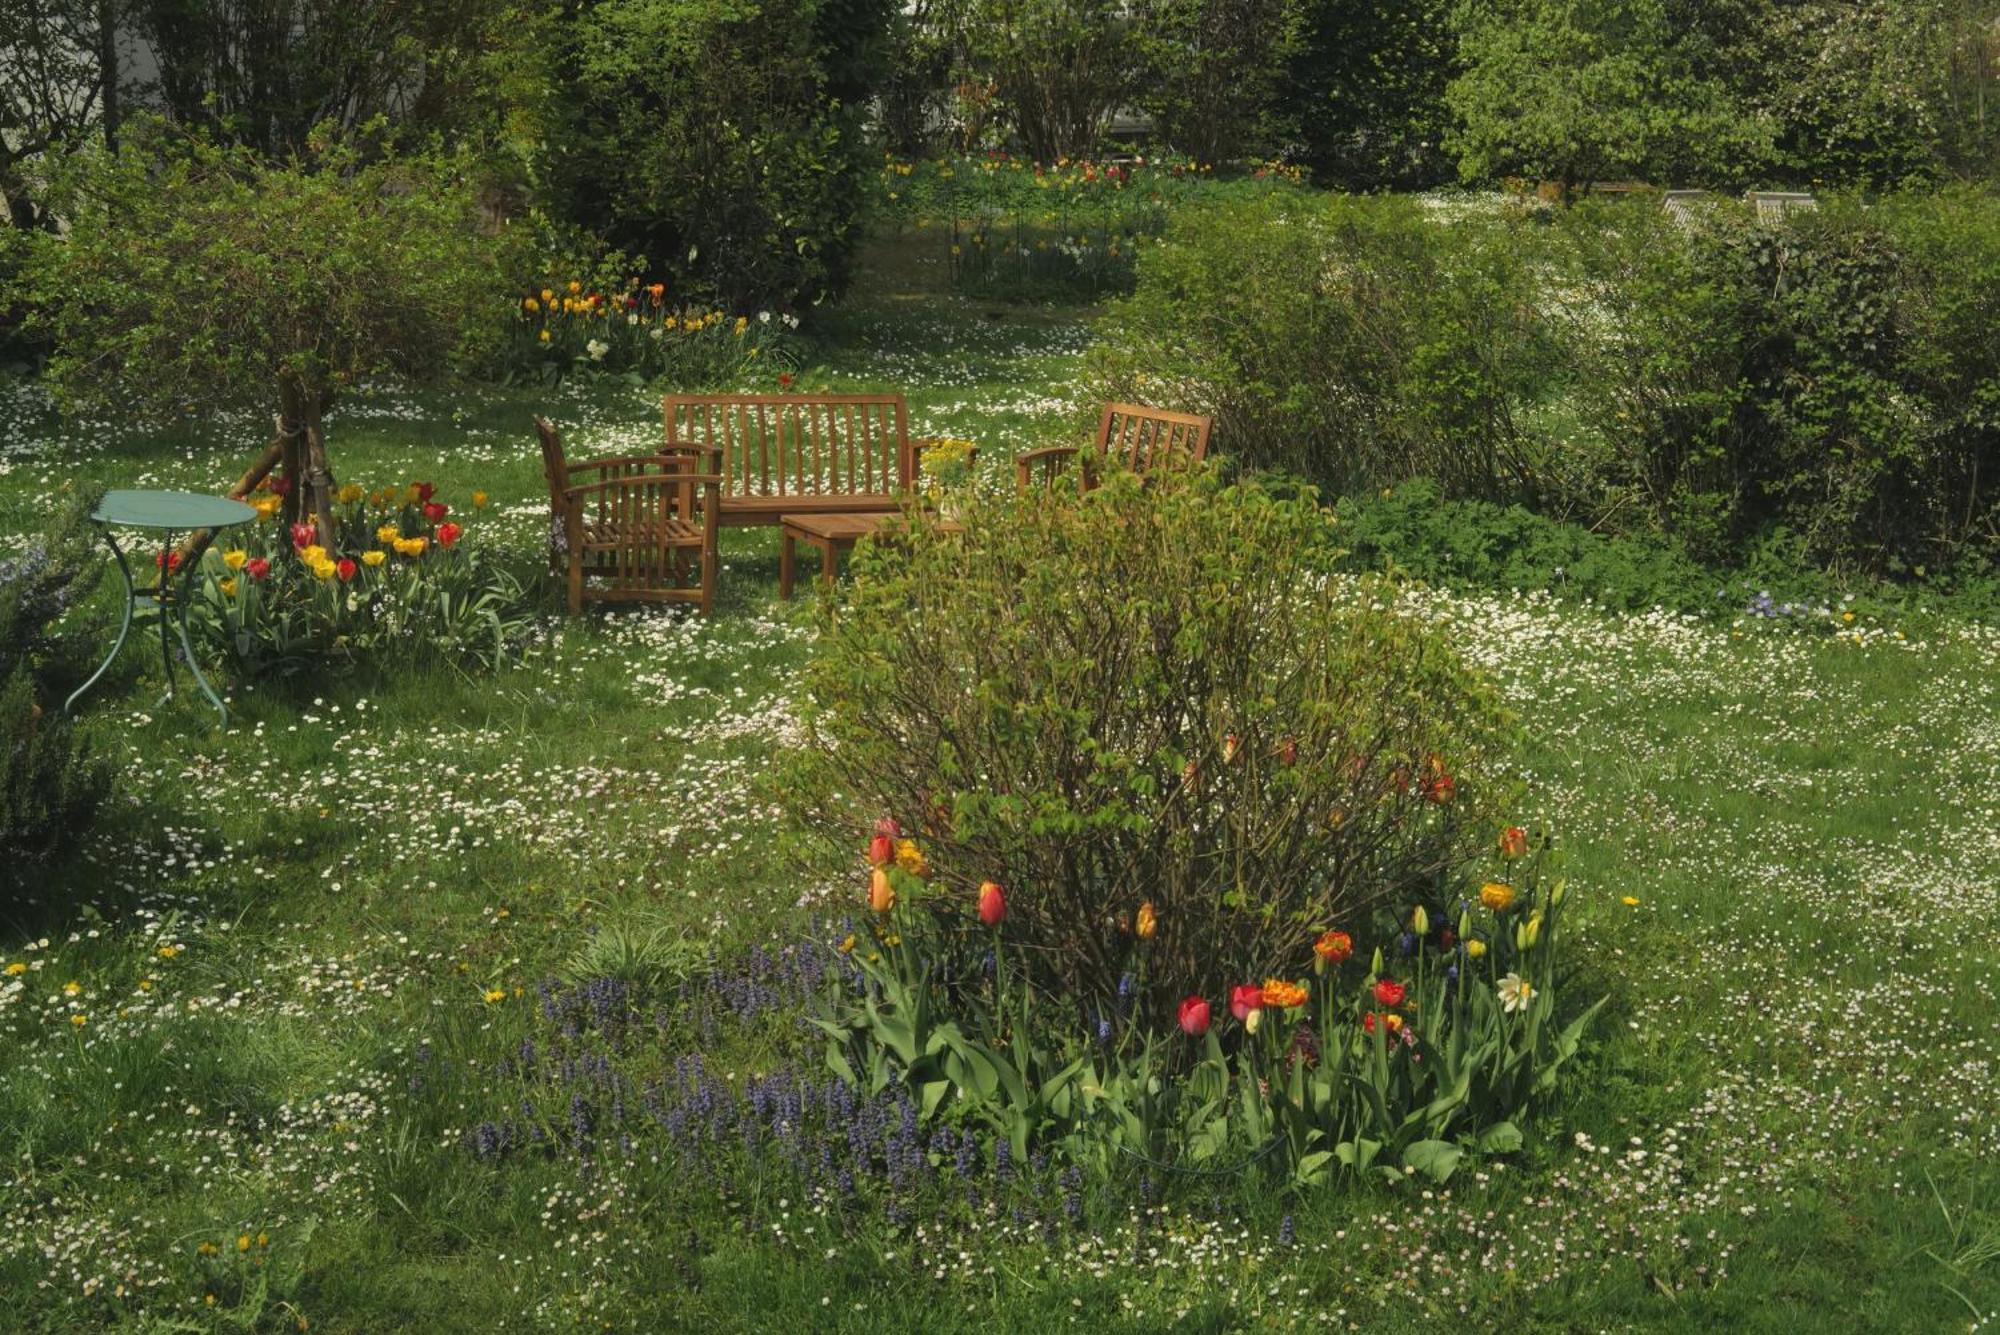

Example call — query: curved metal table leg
[171,543,228,728]
[63,525,135,717]
[156,530,178,707]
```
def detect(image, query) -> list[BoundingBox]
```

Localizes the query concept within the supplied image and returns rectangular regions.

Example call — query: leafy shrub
[0,490,109,866]
[786,470,1510,1022]
[1554,192,2000,568]
[1334,481,1711,611]
[1091,191,1560,498]
[539,0,891,312]
[1097,189,2000,573]
[187,479,533,679]
[8,117,505,540]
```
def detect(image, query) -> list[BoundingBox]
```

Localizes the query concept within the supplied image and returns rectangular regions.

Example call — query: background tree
[1445,0,1773,192]
[957,0,1138,162]
[0,0,122,230]
[4,117,503,541]
[539,0,892,309]
[1130,0,1304,164]
[1279,0,1456,189]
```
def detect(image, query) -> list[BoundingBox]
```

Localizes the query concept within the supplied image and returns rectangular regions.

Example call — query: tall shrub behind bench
[1089,193,1561,501]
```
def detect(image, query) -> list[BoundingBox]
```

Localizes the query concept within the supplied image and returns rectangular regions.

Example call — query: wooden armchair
[535,417,722,616]
[1016,402,1213,493]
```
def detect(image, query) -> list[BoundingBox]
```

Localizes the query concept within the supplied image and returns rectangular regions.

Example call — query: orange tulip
[869,868,896,914]
[977,881,1006,927]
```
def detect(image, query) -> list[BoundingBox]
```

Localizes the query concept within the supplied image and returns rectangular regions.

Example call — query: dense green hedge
[1093,189,2000,571]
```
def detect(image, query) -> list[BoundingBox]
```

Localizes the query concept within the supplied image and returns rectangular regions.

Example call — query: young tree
[957,0,1139,162]
[1446,0,1773,193]
[5,117,501,541]
[1131,0,1305,164]
[0,0,122,229]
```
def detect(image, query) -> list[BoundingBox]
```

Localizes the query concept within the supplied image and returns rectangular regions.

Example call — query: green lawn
[2,242,1997,1333]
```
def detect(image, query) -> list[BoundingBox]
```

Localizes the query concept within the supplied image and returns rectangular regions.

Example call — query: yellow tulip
[1134,902,1157,940]
[472,491,489,508]
[221,549,247,571]
[868,868,896,914]
[376,524,399,544]
[217,577,238,596]
[361,550,386,567]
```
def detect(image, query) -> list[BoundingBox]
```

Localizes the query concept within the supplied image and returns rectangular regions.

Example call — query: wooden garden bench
[535,417,721,616]
[663,393,930,526]
[1016,403,1213,492]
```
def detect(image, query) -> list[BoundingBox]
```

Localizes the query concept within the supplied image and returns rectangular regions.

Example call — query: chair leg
[700,548,716,615]
[567,552,584,616]
[779,531,795,601]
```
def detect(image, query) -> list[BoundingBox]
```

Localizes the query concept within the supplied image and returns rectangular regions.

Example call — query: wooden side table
[778,512,963,599]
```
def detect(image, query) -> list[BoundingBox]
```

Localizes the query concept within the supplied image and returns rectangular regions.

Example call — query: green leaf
[1401,1138,1463,1184]
[1475,1121,1523,1154]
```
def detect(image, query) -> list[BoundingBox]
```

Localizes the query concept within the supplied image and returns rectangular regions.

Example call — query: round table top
[93,489,258,530]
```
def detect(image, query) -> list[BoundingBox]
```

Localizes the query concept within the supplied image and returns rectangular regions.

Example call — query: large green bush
[1090,191,1560,499]
[1095,189,2000,572]
[540,0,892,311]
[786,470,1510,1022]
[0,491,109,871]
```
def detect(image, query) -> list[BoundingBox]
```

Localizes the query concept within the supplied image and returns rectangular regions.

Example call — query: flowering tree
[4,115,501,540]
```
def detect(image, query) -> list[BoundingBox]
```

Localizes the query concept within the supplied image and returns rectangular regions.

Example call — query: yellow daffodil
[157,945,179,959]
[237,1234,251,1253]
[483,989,505,1003]
[70,1013,86,1026]
[62,980,81,996]
[3,962,24,975]
[1622,895,1640,906]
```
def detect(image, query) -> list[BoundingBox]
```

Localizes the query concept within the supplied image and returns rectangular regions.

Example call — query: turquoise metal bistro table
[64,489,257,728]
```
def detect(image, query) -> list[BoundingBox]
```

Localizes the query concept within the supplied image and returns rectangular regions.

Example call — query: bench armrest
[563,473,723,502]
[1015,444,1079,492]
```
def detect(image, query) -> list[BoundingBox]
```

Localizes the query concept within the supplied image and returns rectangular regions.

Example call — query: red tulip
[435,522,463,548]
[868,834,894,867]
[267,475,292,497]
[1229,984,1263,1022]
[154,550,182,571]
[874,816,900,839]
[778,372,796,389]
[1499,825,1528,859]
[414,482,436,504]
[423,502,449,522]
[336,558,357,582]
[977,881,1006,927]
[1424,772,1455,804]
[1373,978,1406,1008]
[1178,996,1211,1036]
[245,557,270,581]
[290,522,317,551]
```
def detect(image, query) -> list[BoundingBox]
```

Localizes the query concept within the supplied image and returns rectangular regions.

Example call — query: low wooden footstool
[779,512,962,598]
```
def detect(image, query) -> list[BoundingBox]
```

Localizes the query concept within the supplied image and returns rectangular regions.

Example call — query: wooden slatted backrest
[534,416,570,511]
[1094,403,1213,478]
[663,394,912,499]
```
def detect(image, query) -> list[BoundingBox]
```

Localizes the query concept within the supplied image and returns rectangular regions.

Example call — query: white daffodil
[1498,972,1535,1014]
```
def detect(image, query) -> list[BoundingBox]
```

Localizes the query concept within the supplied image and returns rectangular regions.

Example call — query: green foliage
[0,488,108,868]
[1091,191,1560,497]
[9,117,503,421]
[952,0,1141,162]
[502,280,801,389]
[1445,0,1772,193]
[1279,0,1457,190]
[1098,189,2000,573]
[1129,0,1305,164]
[539,0,892,312]
[787,470,1509,1020]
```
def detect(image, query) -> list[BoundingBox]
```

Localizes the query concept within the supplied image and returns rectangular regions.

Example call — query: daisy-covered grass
[0,239,1996,1333]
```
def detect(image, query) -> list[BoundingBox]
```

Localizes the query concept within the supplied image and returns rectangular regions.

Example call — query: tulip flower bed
[0,260,1998,1333]
[506,277,802,386]
[186,476,533,677]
